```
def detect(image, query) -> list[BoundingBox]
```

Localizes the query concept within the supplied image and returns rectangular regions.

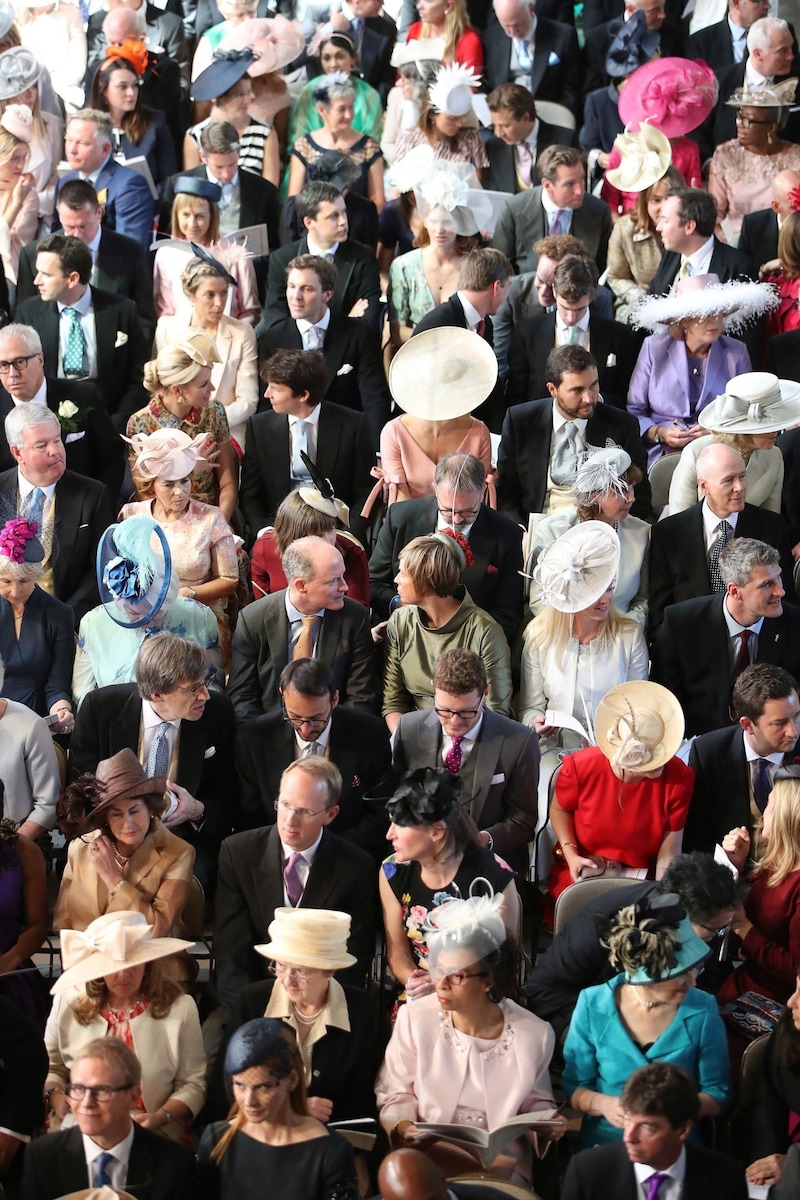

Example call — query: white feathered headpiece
[427,61,481,116]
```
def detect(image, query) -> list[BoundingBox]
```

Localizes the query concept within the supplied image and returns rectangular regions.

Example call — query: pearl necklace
[631,985,671,1010]
[292,1003,323,1025]
[113,847,132,872]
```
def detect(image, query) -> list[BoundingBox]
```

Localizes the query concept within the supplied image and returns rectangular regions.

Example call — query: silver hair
[67,108,113,145]
[434,452,485,496]
[0,324,42,356]
[135,632,206,698]
[4,401,59,451]
[719,537,780,588]
[747,15,789,54]
[317,80,356,106]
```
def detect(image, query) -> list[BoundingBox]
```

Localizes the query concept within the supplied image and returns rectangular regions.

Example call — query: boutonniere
[486,563,499,574]
[57,399,91,435]
[96,188,108,208]
[352,774,361,787]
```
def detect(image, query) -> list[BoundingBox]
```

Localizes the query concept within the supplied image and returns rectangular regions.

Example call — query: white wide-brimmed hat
[605,121,671,193]
[52,911,192,995]
[389,328,498,420]
[391,36,446,70]
[725,77,798,109]
[255,907,357,971]
[631,274,779,334]
[699,372,800,435]
[595,680,685,773]
[427,61,480,116]
[532,520,620,614]
[389,141,436,194]
[414,160,494,238]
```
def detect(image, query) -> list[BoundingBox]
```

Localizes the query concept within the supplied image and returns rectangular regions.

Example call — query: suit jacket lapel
[255,826,285,927]
[302,829,337,906]
[333,245,356,308]
[266,597,290,681]
[175,716,205,796]
[528,22,553,95]
[684,505,712,595]
[59,1128,91,1192]
[113,689,143,757]
[316,405,343,475]
[468,713,501,823]
[53,474,85,594]
[92,290,114,386]
[464,507,494,592]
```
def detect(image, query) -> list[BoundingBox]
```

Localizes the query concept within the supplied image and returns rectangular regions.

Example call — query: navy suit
[481,14,581,114]
[160,165,280,251]
[583,19,685,95]
[55,158,155,248]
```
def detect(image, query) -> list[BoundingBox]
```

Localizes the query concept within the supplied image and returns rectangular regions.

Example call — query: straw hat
[414,160,494,238]
[630,274,779,334]
[532,520,620,614]
[96,517,179,630]
[255,907,356,971]
[699,372,800,435]
[389,328,498,420]
[220,16,304,74]
[595,680,685,773]
[725,77,798,110]
[52,911,192,994]
[605,122,671,193]
[427,62,480,116]
[618,57,718,138]
[0,47,41,100]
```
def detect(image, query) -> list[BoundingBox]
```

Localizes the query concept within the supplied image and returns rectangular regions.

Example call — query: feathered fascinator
[313,70,351,104]
[572,443,632,507]
[103,40,149,78]
[386,767,461,827]
[631,275,779,334]
[427,62,480,116]
[604,896,709,984]
[425,892,508,967]
[531,520,620,613]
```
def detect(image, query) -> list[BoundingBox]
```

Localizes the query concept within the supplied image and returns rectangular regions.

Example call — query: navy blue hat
[387,767,461,827]
[224,1018,295,1084]
[173,175,222,204]
[191,47,255,102]
[605,10,660,79]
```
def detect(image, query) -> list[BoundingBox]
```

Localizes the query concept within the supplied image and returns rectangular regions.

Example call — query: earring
[768,132,774,144]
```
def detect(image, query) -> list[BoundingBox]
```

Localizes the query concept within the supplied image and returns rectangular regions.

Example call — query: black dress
[197,1124,358,1200]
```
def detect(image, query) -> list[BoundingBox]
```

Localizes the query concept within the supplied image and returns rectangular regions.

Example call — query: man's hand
[307,1096,334,1122]
[161,782,204,827]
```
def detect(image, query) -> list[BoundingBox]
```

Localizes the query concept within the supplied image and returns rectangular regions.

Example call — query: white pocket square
[606,353,617,367]
[115,331,128,348]
[337,363,354,376]
[548,50,560,65]
[491,772,505,784]
[204,746,216,759]
[65,431,85,443]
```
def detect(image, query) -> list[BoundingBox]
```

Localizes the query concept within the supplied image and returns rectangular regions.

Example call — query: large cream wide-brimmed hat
[389,328,498,420]
[532,520,620,614]
[595,680,685,774]
[699,372,800,436]
[255,907,356,971]
[52,911,193,994]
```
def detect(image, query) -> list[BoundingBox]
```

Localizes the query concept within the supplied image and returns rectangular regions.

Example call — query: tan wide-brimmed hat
[533,520,620,614]
[389,328,498,420]
[699,371,800,435]
[255,907,356,971]
[52,911,193,994]
[220,15,305,74]
[595,680,685,773]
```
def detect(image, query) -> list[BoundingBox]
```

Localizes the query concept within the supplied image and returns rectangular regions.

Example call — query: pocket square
[337,363,354,376]
[491,773,505,784]
[65,431,86,443]
[606,353,617,367]
[115,331,128,348]
[548,50,560,65]
[204,746,216,759]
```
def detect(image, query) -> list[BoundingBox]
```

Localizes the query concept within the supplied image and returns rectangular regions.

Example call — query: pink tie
[283,852,304,907]
[444,736,464,774]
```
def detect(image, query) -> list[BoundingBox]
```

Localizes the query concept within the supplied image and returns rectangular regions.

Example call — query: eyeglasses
[430,970,488,987]
[694,918,733,939]
[735,114,773,127]
[274,799,330,821]
[436,505,481,522]
[282,702,332,731]
[65,1083,134,1103]
[173,669,215,696]
[434,704,483,721]
[269,961,313,982]
[0,354,38,374]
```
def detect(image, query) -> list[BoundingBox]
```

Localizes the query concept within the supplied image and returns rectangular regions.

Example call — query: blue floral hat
[96,516,178,630]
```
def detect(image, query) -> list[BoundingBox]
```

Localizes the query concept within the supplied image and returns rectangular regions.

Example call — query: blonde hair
[171,193,219,244]
[143,333,218,392]
[400,534,464,598]
[528,601,636,662]
[756,777,800,887]
[421,0,472,63]
[604,904,682,979]
[0,126,26,167]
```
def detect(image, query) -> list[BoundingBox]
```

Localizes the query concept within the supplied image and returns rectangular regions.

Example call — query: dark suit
[21,1122,196,1200]
[160,166,280,252]
[561,1139,748,1200]
[15,286,149,431]
[0,467,111,624]
[0,995,47,1150]
[766,330,800,383]
[368,496,524,649]
[235,706,392,859]
[481,15,581,114]
[278,190,379,251]
[507,309,640,410]
[0,378,124,498]
[263,235,382,328]
[16,228,156,342]
[650,594,800,736]
[481,120,577,194]
[581,0,683,31]
[214,824,376,1007]
[56,159,155,249]
[496,397,651,524]
[687,16,743,70]
[228,591,376,721]
[492,186,614,275]
[738,207,780,272]
[583,18,685,95]
[87,2,188,76]
[393,706,539,874]
[647,501,793,641]
[778,425,800,538]
[493,274,614,375]
[648,239,757,296]
[307,14,396,99]
[257,314,390,450]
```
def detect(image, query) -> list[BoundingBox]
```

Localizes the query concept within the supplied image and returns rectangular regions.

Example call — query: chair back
[648,452,681,517]
[553,876,639,936]
[534,100,576,131]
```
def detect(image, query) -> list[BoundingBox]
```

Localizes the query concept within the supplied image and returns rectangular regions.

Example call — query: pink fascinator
[0,104,32,143]
[220,16,304,75]
[619,57,718,139]
[124,428,208,481]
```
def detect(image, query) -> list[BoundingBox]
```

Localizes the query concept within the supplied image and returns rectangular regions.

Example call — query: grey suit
[393,706,539,874]
[491,186,614,276]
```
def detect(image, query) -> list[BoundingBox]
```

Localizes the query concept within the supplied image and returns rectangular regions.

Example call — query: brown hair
[90,57,151,146]
[259,348,328,406]
[486,83,536,120]
[400,534,464,598]
[72,958,182,1024]
[576,462,643,519]
[432,648,487,696]
[286,253,338,294]
[633,166,684,237]
[779,210,800,281]
[273,490,336,555]
[170,193,219,243]
[212,1036,309,1163]
[537,144,583,182]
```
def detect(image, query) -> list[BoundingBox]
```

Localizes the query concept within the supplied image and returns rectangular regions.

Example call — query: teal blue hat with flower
[96,516,178,630]
[606,895,710,985]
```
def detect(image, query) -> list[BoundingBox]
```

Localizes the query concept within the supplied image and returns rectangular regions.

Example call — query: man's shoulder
[566,1138,630,1182]
[716,60,745,90]
[505,397,553,428]
[338,238,376,263]
[318,400,367,429]
[221,823,275,862]
[318,824,374,871]
[504,186,543,216]
[773,599,800,632]
[652,503,700,539]
[238,168,277,199]
[99,226,143,262]
[105,158,150,190]
[82,680,140,712]
[662,592,723,628]
[577,192,614,220]
[25,1125,81,1162]
[691,723,745,761]
[90,284,138,316]
[330,705,387,737]
[57,468,108,500]
[474,504,525,540]
[385,494,438,532]
[15,294,48,320]
[586,404,637,435]
[333,595,372,625]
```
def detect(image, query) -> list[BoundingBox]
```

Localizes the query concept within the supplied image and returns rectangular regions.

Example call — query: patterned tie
[293,616,316,661]
[515,37,533,70]
[303,325,324,350]
[63,307,86,376]
[708,520,733,592]
[26,486,45,531]
[444,735,464,774]
[550,423,579,485]
[146,720,171,778]
[549,208,567,236]
[291,419,313,484]
[752,757,773,812]
[734,629,752,678]
[284,852,304,907]
[678,257,692,281]
[300,740,322,758]
[93,1153,115,1188]
[645,1173,670,1200]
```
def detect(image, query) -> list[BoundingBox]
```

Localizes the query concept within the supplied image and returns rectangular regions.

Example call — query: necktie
[146,720,171,778]
[645,1173,670,1200]
[284,851,304,907]
[219,183,233,212]
[563,324,578,344]
[291,419,312,483]
[303,325,324,350]
[93,1153,115,1188]
[708,519,733,592]
[549,208,567,236]
[550,423,579,485]
[26,486,45,531]
[444,735,464,774]
[293,616,316,660]
[351,16,363,46]
[301,740,321,758]
[63,307,86,376]
[678,257,692,281]
[475,318,486,338]
[515,37,532,70]
[753,757,773,812]
[516,140,533,186]
[734,628,752,678]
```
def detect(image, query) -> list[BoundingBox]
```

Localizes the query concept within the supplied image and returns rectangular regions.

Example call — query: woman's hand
[597,1094,626,1127]
[48,1091,69,1121]
[405,968,435,1001]
[307,1096,334,1123]
[348,298,369,319]
[392,1120,433,1145]
[87,834,124,890]
[371,619,389,644]
[563,846,602,884]
[133,1111,170,1131]
[759,258,781,279]
[687,423,706,440]
[721,825,750,874]
[651,424,693,450]
[197,435,221,467]
[747,1154,786,1186]
[730,903,753,942]
[48,702,74,736]
[532,715,557,738]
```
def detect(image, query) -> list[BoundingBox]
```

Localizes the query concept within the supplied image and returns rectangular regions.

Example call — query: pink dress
[379,417,493,504]
[709,140,800,240]
[152,241,259,323]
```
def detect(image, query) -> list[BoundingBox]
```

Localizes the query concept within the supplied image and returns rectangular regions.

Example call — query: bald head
[378,1150,447,1200]
[696,442,748,518]
[772,170,800,220]
[103,6,145,40]
[493,0,535,36]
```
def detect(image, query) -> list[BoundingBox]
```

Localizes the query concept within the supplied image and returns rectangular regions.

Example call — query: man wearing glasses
[369,452,524,649]
[22,1039,195,1200]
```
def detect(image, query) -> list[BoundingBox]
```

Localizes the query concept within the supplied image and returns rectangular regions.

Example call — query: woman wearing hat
[126,331,238,522]
[44,911,205,1137]
[250,488,369,607]
[668,371,795,515]
[382,40,444,167]
[628,274,776,465]
[288,34,384,150]
[0,103,37,292]
[287,72,384,210]
[383,533,513,729]
[378,143,435,288]
[393,63,488,177]
[709,81,800,245]
[17,0,86,117]
[377,893,563,1184]
[526,446,650,630]
[380,769,519,1009]
[190,0,258,78]
[213,908,380,1125]
[607,165,684,323]
[89,52,177,198]
[0,48,60,233]
[217,17,303,157]
[73,516,223,708]
[54,748,196,937]
[153,175,259,325]
[187,48,279,186]
[199,1017,358,1200]
[406,0,482,74]
[563,896,730,1147]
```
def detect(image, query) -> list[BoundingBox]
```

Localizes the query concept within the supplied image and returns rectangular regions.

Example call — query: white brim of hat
[254,940,357,970]
[389,327,498,419]
[389,142,436,194]
[51,934,194,994]
[699,378,800,434]
[533,520,621,614]
[631,281,779,334]
[594,680,685,772]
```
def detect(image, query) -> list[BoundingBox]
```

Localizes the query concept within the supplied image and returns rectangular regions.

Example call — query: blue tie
[146,720,171,778]
[93,1152,115,1187]
[26,487,45,531]
[291,420,313,485]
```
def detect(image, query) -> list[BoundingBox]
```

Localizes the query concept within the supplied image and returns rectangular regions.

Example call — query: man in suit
[160,121,280,249]
[496,344,651,524]
[688,0,772,72]
[229,535,376,721]
[95,8,185,152]
[214,756,377,1010]
[69,633,237,891]
[258,255,390,450]
[686,664,800,853]
[492,144,613,275]
[323,0,397,99]
[739,169,800,271]
[2,403,112,624]
[561,1063,748,1200]
[21,1038,195,1200]
[393,649,539,875]
[650,189,756,296]
[369,452,525,648]
[0,323,123,498]
[507,253,639,408]
[17,179,155,342]
[483,84,576,194]
[483,0,581,115]
[651,538,800,736]
[648,443,792,640]
[236,658,392,858]
[583,0,685,96]
[16,234,149,431]
[378,1148,518,1200]
[264,182,381,328]
[57,111,155,248]
[87,0,188,81]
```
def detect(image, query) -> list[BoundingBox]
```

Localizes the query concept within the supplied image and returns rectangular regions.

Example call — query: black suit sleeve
[352,320,392,450]
[649,605,682,698]
[84,386,126,498]
[14,244,35,309]
[228,608,268,722]
[264,248,290,328]
[496,408,526,525]
[338,605,378,714]
[61,482,114,622]
[68,688,104,780]
[368,506,402,618]
[507,330,533,409]
[213,837,269,1011]
[0,997,46,1137]
[113,305,150,431]
[192,697,239,849]
[685,737,719,853]
[239,419,272,546]
[352,251,382,328]
[646,524,676,643]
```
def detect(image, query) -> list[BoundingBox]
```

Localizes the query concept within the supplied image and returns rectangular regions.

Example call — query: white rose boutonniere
[57,399,90,435]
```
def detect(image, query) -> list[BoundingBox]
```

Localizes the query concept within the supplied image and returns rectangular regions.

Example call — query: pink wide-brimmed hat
[619,57,718,139]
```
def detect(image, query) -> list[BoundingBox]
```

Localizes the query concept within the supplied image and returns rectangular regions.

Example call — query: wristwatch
[652,428,661,445]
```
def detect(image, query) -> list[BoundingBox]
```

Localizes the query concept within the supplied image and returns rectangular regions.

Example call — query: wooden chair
[451,1175,541,1198]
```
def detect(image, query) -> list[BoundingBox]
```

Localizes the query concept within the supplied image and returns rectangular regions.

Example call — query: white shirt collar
[743,733,784,764]
[13,380,48,408]
[436,508,475,540]
[82,1123,135,1166]
[746,61,772,86]
[456,291,483,330]
[57,286,92,316]
[285,592,325,622]
[17,470,57,501]
[296,308,331,336]
[288,405,322,429]
[87,227,102,259]
[633,1147,687,1193]
[556,313,590,334]
[141,698,181,731]
[82,154,111,186]
[306,236,338,258]
[280,826,323,865]
[206,166,238,190]
[552,407,588,436]
[702,497,739,539]
[723,595,765,636]
[684,236,715,273]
